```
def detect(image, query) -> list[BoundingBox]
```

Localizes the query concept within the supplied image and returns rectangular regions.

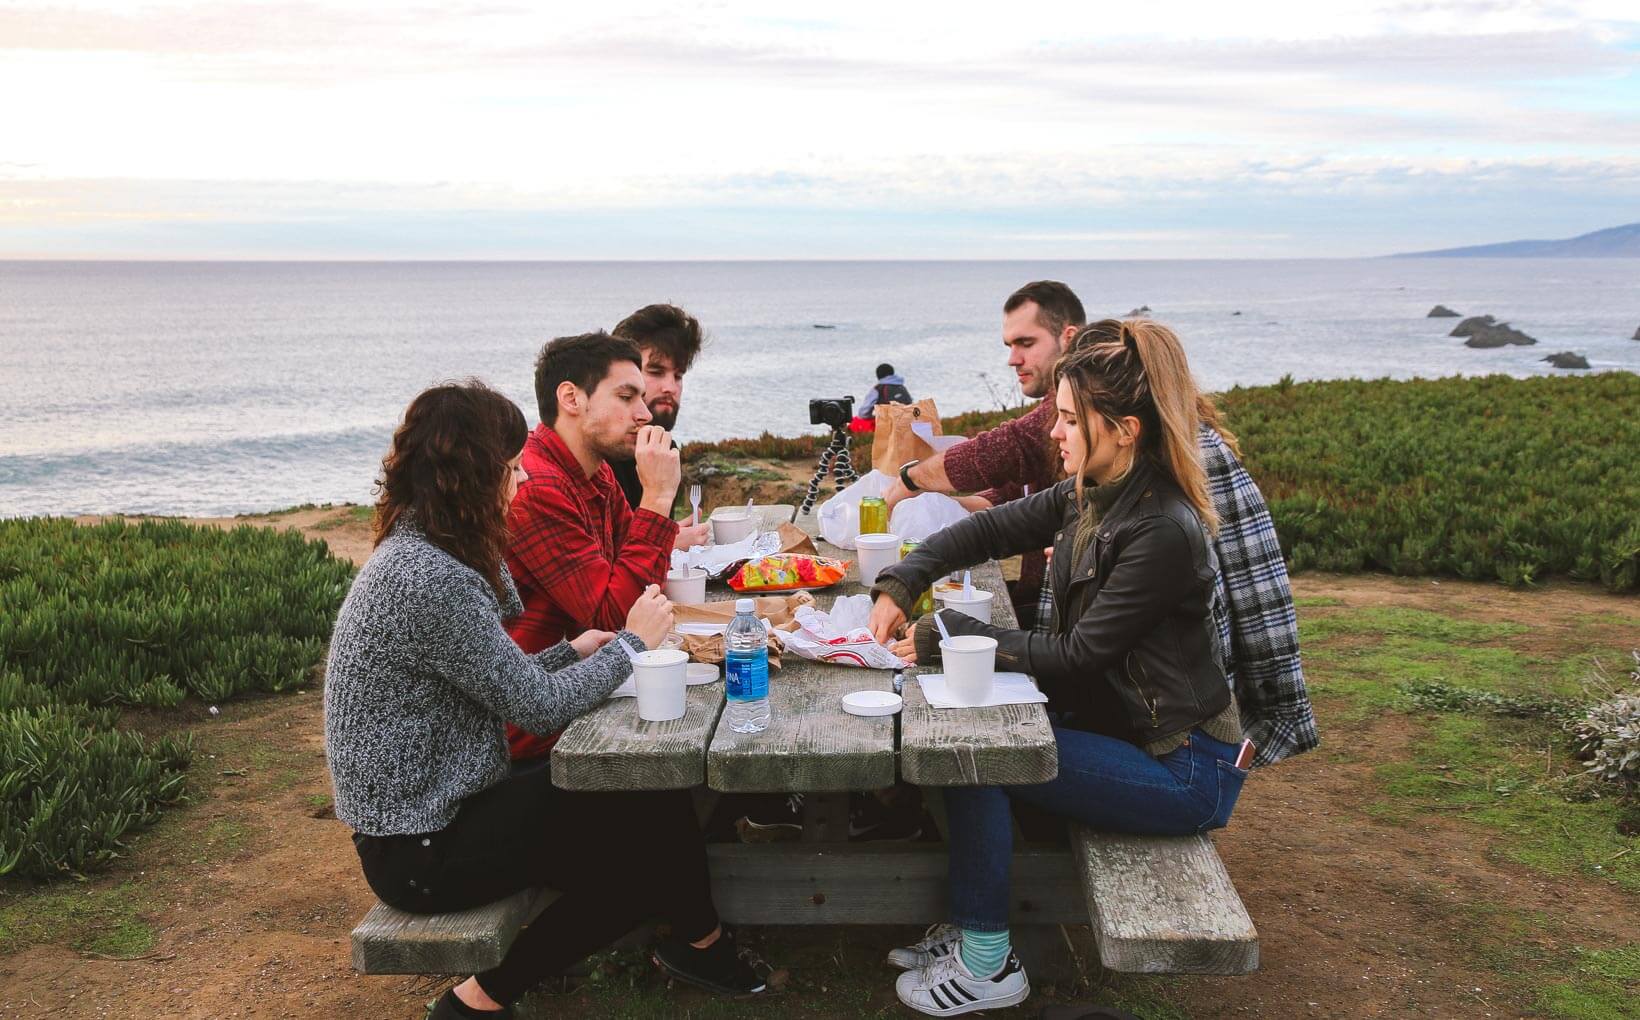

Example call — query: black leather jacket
[877,457,1229,747]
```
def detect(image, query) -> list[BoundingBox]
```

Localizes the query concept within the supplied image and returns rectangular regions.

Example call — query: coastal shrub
[0,518,354,707]
[1569,653,1640,792]
[0,518,353,880]
[0,705,192,879]
[1217,373,1640,592]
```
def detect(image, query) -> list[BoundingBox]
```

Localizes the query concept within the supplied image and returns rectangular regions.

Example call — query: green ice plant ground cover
[0,518,353,880]
[689,373,1640,592]
[1217,372,1640,592]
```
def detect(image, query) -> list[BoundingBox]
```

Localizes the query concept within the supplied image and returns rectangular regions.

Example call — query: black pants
[354,761,719,1005]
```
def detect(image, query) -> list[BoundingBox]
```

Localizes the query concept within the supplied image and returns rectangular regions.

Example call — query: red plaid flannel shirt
[503,424,678,759]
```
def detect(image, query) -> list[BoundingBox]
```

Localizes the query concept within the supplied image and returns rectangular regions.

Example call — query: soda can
[899,539,936,617]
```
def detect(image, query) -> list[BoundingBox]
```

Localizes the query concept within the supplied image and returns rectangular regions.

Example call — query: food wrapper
[726,554,849,592]
[673,593,815,630]
[678,630,785,670]
[781,594,906,669]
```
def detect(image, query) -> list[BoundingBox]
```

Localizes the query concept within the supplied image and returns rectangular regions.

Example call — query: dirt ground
[5,506,1637,1019]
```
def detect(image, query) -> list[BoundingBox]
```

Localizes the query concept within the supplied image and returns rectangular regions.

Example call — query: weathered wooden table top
[553,511,1057,793]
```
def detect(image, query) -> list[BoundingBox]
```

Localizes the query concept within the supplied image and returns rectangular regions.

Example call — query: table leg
[800,792,850,843]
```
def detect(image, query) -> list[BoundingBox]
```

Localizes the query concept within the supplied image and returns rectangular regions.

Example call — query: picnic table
[352,505,1257,980]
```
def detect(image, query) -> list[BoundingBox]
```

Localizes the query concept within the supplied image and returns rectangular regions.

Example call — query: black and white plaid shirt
[1031,425,1318,766]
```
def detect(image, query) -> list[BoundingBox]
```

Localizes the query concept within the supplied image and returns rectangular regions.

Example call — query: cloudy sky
[2,0,1637,258]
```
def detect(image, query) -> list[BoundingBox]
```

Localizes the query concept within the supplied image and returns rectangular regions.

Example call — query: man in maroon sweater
[882,281,1086,627]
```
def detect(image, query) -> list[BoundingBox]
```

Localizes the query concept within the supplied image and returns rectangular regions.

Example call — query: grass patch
[1293,595,1344,608]
[0,882,157,958]
[1537,944,1640,1019]
[1372,712,1640,891]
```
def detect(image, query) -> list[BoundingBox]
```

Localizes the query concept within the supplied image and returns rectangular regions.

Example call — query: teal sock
[958,927,1009,978]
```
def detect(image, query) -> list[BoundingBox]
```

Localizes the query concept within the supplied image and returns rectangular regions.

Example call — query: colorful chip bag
[726,553,849,592]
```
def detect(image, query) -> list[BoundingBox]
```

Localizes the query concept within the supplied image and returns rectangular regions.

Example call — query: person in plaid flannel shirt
[503,331,689,760]
[887,282,1317,766]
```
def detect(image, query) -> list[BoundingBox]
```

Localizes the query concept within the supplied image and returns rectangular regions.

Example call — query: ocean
[2,259,1636,518]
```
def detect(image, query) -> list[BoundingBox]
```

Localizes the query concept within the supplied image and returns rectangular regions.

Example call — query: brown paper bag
[872,398,942,474]
[673,592,815,629]
[679,630,785,670]
[776,522,817,555]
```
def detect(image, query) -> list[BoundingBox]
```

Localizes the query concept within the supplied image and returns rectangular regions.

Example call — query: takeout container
[633,648,688,721]
[710,507,757,545]
[939,634,997,706]
[663,566,707,605]
[936,587,994,624]
[854,532,902,584]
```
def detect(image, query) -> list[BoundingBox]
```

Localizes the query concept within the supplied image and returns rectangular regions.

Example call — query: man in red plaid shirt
[504,331,688,759]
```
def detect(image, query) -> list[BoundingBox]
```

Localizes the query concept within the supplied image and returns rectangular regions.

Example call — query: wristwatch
[898,460,922,493]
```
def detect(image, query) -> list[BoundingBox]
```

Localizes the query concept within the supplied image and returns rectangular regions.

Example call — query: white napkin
[917,672,1048,709]
[609,677,637,699]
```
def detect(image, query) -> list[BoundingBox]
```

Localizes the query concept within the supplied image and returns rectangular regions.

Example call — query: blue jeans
[945,726,1248,930]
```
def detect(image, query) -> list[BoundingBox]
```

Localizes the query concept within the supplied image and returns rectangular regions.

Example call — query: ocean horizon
[3,258,1637,518]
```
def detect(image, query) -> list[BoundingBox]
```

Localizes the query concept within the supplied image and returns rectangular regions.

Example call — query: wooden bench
[349,518,1257,979]
[351,832,1256,976]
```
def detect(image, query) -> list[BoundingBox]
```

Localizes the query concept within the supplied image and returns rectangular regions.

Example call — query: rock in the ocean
[1124,305,1152,317]
[1232,310,1242,316]
[1543,351,1590,369]
[1450,314,1497,337]
[1464,322,1538,348]
[1427,305,1461,317]
[1632,325,1639,340]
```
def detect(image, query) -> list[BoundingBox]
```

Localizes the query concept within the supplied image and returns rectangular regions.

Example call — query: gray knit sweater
[324,522,640,836]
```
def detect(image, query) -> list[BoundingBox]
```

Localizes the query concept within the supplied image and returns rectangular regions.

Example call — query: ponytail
[1125,322,1216,533]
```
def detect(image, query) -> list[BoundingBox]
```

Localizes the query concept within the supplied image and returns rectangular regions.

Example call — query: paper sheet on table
[780,593,905,669]
[917,672,1048,709]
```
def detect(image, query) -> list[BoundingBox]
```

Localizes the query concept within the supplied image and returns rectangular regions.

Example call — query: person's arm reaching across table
[882,400,1056,510]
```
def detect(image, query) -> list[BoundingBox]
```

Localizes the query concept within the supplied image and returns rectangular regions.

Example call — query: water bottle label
[726,652,768,701]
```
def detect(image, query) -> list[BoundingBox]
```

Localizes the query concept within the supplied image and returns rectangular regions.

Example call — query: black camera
[808,396,855,430]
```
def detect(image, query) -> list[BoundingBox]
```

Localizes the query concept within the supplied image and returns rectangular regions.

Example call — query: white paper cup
[855,532,902,584]
[710,508,756,545]
[937,587,994,624]
[939,635,997,706]
[663,567,707,605]
[633,648,688,721]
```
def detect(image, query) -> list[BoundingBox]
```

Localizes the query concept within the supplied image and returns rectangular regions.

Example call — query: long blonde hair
[1054,319,1218,534]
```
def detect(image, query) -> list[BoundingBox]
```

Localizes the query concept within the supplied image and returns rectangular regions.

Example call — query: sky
[2,0,1638,259]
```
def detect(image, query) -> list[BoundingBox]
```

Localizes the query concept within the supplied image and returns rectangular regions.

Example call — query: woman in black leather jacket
[868,320,1250,1017]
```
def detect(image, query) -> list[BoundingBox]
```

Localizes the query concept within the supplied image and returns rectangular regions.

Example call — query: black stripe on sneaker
[932,943,950,957]
[946,981,977,1003]
[928,985,949,1010]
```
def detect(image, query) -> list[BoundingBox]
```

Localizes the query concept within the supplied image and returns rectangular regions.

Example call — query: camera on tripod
[799,397,860,515]
[808,396,855,430]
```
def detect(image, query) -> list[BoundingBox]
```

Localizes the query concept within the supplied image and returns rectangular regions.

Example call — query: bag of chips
[726,554,849,592]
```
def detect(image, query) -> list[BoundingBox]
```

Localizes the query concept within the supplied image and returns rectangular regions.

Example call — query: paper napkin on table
[917,672,1048,709]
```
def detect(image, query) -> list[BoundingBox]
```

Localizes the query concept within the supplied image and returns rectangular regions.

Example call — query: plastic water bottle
[724,598,770,733]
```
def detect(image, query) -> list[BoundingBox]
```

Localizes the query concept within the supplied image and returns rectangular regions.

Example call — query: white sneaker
[887,923,962,970]
[895,949,1030,1016]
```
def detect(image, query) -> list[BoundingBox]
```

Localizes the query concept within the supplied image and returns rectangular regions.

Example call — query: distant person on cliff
[501,332,690,761]
[883,293,1317,766]
[606,303,712,550]
[854,363,913,422]
[324,380,764,1019]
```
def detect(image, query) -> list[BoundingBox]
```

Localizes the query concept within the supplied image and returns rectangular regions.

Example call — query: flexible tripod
[799,425,860,516]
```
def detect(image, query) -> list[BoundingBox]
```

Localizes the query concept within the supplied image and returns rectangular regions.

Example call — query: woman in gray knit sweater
[325,381,762,1018]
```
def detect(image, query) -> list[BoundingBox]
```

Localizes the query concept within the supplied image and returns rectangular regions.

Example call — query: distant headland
[1391,222,1640,258]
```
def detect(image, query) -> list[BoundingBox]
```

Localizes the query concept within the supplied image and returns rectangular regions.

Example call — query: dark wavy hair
[612,303,704,375]
[372,380,528,597]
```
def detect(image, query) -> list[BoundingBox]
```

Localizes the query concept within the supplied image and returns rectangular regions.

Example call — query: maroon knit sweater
[941,399,1058,627]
